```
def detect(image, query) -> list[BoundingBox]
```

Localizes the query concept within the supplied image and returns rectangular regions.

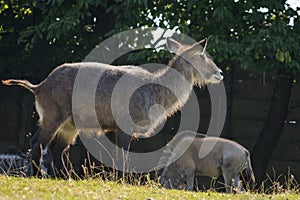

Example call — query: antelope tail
[2,79,37,93]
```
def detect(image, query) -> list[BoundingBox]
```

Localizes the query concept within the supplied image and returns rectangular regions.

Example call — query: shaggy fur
[2,38,223,175]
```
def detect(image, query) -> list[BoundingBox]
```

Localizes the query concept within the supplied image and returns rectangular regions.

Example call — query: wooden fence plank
[229,118,264,139]
[231,99,270,120]
[270,142,300,162]
[232,80,274,100]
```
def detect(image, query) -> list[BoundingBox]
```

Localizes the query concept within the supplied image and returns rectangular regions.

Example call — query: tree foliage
[0,0,115,78]
[120,0,300,75]
[1,0,299,77]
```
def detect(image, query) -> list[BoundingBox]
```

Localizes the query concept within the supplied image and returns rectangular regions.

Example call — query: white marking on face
[209,69,223,83]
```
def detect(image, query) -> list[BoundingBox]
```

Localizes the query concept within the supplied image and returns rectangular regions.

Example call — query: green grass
[0,175,298,200]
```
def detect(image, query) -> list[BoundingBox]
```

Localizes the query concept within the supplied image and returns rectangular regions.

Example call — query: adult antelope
[2,37,223,176]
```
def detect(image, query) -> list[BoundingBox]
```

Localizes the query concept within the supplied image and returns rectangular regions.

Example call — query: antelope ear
[166,37,182,53]
[189,38,208,56]
[198,38,207,55]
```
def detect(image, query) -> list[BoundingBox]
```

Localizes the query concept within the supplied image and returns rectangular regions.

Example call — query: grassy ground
[0,176,299,200]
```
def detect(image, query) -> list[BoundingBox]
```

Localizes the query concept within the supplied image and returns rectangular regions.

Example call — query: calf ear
[166,37,182,53]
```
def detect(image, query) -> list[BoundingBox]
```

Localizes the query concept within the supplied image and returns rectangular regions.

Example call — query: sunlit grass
[0,175,299,200]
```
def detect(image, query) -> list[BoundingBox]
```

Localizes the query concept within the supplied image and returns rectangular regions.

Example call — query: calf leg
[233,175,246,192]
[221,167,237,193]
[223,175,233,193]
[184,169,195,191]
[223,171,243,193]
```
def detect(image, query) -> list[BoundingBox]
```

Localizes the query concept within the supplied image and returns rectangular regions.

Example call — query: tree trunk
[221,62,236,138]
[251,72,293,189]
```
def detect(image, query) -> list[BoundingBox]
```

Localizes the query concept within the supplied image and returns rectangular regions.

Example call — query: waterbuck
[159,130,255,193]
[2,37,223,176]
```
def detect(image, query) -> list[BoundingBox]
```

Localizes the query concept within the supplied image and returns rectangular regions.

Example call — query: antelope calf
[159,130,255,193]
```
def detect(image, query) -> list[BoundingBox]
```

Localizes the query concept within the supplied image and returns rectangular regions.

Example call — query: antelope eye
[187,54,194,59]
[191,52,201,57]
